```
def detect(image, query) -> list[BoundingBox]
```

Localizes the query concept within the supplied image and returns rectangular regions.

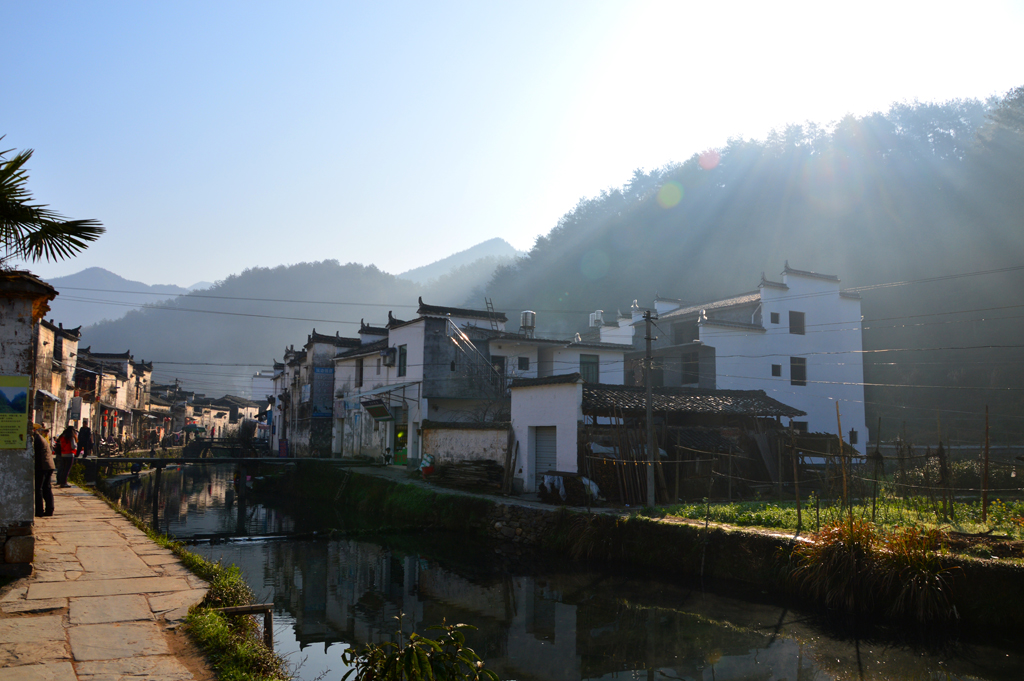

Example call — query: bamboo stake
[983,405,990,523]
[836,402,851,531]
[791,430,801,531]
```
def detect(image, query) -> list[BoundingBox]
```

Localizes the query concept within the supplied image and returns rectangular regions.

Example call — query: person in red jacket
[55,426,78,488]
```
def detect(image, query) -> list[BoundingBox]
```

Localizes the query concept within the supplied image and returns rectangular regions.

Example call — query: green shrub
[342,620,498,681]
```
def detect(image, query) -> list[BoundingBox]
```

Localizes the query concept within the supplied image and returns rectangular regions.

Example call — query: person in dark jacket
[78,419,93,458]
[34,425,55,516]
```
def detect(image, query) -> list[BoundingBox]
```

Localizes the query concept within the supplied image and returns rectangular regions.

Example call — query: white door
[535,427,557,487]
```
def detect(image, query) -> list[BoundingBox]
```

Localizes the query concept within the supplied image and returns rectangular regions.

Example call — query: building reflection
[258,537,822,681]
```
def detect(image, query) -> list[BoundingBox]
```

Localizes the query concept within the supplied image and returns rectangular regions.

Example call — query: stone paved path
[0,486,211,680]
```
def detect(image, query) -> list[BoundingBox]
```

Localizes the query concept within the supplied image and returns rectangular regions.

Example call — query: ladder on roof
[484,298,500,331]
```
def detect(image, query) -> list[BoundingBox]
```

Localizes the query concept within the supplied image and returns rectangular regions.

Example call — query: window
[580,354,599,383]
[492,355,506,375]
[397,344,407,377]
[789,311,805,335]
[770,312,780,324]
[355,358,364,387]
[681,352,699,384]
[518,356,530,371]
[849,429,858,445]
[376,358,381,375]
[771,364,781,377]
[792,421,808,433]
[790,357,807,386]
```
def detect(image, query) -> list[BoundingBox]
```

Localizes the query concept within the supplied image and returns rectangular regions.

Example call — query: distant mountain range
[396,238,522,284]
[43,268,211,328]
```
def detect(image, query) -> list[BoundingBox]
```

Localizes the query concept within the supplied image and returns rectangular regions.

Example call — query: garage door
[535,427,557,486]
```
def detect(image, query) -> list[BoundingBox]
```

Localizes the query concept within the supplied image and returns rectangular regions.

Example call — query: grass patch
[659,495,1024,541]
[790,520,959,624]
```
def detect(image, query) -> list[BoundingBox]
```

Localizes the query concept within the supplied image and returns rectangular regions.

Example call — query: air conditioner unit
[381,348,397,367]
[589,310,604,327]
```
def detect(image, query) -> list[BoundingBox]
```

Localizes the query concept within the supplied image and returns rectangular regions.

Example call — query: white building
[630,263,867,453]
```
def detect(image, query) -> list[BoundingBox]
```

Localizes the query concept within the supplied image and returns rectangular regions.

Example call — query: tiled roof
[336,338,388,359]
[759,273,788,290]
[41,319,83,340]
[510,373,583,389]
[417,297,508,323]
[80,348,132,360]
[359,319,389,336]
[581,384,804,417]
[783,261,839,282]
[657,292,761,322]
[387,311,408,328]
[307,329,362,348]
[469,328,630,351]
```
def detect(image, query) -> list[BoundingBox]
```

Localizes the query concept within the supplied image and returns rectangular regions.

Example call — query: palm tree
[0,141,104,268]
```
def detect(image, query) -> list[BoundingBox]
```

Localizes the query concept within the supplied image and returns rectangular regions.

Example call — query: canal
[105,464,1024,681]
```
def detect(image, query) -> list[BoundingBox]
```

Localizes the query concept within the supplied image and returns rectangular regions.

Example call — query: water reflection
[109,467,1021,681]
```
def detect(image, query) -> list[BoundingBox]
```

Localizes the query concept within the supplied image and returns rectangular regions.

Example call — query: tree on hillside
[0,141,104,268]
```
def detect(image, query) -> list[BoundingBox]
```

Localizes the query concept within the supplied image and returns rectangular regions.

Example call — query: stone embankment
[0,486,212,680]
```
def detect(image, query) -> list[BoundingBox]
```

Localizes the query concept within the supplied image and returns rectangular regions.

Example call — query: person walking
[55,425,78,488]
[34,425,55,516]
[78,418,93,458]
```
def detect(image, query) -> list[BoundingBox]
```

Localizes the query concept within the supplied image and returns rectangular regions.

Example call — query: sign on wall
[0,375,31,449]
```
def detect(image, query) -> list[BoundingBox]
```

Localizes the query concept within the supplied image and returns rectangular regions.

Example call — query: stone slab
[51,531,124,547]
[0,586,27,602]
[71,594,153,624]
[28,576,190,600]
[140,553,180,566]
[4,535,35,563]
[76,546,155,579]
[148,589,207,614]
[70,621,170,661]
[2,597,66,614]
[76,655,194,680]
[0,614,65,643]
[0,640,70,668]
[0,661,76,680]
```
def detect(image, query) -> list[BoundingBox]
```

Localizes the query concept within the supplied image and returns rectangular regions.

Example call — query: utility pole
[645,309,657,508]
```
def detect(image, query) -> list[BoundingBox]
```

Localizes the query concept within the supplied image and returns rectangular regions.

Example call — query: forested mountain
[80,89,1024,443]
[396,238,521,284]
[46,267,194,327]
[482,90,1024,445]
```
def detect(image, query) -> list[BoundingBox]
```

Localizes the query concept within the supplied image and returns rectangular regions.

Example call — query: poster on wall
[0,375,31,449]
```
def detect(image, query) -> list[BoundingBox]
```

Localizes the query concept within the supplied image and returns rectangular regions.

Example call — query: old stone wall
[481,503,559,545]
[422,425,507,464]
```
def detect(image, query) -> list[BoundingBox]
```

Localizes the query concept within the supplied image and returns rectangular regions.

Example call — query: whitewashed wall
[706,273,868,453]
[510,381,583,492]
[422,426,507,464]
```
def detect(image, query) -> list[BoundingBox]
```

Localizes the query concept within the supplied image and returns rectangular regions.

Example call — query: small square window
[518,356,530,371]
[849,429,858,445]
[792,421,808,433]
[771,364,781,377]
[789,311,805,335]
[770,312,780,324]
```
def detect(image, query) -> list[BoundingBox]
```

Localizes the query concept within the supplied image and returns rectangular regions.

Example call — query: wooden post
[835,402,851,529]
[790,431,801,531]
[727,446,733,502]
[674,444,680,503]
[215,604,274,649]
[152,465,162,529]
[983,405,990,523]
[777,441,783,500]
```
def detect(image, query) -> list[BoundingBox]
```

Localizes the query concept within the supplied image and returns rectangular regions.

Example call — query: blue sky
[5,1,1024,287]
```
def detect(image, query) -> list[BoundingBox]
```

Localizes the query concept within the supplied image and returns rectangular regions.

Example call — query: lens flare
[656,181,684,208]
[699,149,720,170]
[580,249,610,280]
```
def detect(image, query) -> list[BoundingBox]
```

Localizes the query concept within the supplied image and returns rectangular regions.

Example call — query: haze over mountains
[44,268,211,328]
[62,89,1024,443]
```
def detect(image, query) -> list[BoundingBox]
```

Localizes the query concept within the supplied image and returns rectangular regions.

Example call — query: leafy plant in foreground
[342,619,499,681]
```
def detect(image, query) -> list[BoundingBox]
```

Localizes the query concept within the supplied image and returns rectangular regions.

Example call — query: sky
[5,1,1024,288]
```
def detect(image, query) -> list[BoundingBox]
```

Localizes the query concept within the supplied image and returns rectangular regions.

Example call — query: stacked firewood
[434,460,505,490]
